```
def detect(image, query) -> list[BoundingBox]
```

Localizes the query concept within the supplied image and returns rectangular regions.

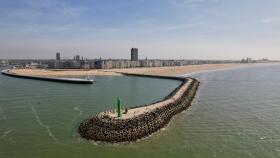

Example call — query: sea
[0,64,280,158]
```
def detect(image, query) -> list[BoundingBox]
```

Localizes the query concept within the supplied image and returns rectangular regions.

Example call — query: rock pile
[79,76,199,143]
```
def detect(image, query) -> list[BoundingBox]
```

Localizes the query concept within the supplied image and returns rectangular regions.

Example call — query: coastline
[8,63,279,77]
[178,62,280,77]
[109,63,280,76]
[8,69,122,77]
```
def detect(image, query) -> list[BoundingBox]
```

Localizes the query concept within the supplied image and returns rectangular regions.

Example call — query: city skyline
[0,0,280,60]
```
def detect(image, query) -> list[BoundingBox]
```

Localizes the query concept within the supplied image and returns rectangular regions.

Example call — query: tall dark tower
[56,52,61,61]
[75,55,80,61]
[131,48,138,61]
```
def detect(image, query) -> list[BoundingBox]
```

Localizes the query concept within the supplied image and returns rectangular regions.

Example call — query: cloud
[147,23,202,31]
[0,0,87,24]
[18,0,61,9]
[170,0,219,9]
[168,0,220,22]
[260,17,280,24]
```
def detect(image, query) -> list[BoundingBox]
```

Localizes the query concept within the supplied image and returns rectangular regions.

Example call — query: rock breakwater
[79,74,199,143]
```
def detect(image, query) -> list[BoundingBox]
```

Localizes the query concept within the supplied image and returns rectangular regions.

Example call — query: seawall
[1,69,94,84]
[79,73,200,143]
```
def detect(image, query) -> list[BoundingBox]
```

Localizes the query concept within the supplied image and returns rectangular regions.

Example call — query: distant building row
[48,49,240,69]
[0,60,9,67]
[3,49,274,69]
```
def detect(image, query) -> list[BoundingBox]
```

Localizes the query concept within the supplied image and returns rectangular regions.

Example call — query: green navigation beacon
[117,97,122,117]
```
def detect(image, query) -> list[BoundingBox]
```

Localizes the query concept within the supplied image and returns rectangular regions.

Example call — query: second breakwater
[1,69,94,84]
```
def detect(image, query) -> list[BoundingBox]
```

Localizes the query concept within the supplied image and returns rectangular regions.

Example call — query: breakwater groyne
[79,73,200,143]
[1,69,94,84]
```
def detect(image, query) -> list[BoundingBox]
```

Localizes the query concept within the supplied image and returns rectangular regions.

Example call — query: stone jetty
[79,74,200,143]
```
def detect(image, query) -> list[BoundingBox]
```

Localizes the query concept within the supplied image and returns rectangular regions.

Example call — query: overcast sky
[0,0,280,60]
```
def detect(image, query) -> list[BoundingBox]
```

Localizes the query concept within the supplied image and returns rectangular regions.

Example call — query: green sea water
[1,64,280,158]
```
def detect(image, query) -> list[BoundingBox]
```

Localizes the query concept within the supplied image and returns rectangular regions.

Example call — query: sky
[0,0,280,60]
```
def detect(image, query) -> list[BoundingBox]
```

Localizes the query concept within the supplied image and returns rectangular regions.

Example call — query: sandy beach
[9,63,279,77]
[9,69,121,77]
[109,63,280,76]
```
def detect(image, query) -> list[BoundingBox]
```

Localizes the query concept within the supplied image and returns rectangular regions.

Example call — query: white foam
[1,130,12,139]
[260,137,266,140]
[71,106,83,123]
[31,106,63,145]
[74,106,83,115]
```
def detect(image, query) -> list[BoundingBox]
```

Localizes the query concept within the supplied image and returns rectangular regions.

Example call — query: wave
[71,106,83,124]
[1,129,12,139]
[31,105,63,145]
[74,106,83,115]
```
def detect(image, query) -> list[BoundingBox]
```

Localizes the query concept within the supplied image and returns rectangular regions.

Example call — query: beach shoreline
[8,68,122,77]
[109,63,280,76]
[8,63,280,77]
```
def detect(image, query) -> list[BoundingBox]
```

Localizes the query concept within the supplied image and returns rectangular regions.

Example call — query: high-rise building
[75,55,80,61]
[131,48,138,61]
[56,52,61,61]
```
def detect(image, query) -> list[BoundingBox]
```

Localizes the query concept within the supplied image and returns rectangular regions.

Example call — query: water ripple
[31,105,63,145]
[1,129,12,139]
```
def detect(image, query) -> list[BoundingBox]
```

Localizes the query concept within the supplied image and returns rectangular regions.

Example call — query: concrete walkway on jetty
[1,69,94,84]
[100,78,192,119]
